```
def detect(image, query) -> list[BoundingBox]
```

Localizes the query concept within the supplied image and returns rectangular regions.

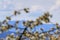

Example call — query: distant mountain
[0,21,56,38]
[0,31,16,38]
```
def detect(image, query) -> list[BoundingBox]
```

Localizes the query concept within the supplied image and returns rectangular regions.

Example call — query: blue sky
[0,0,60,24]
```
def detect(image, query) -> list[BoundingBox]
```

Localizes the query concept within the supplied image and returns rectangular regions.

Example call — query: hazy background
[0,0,60,24]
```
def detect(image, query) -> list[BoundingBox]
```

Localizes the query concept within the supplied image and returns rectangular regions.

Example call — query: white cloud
[13,2,22,10]
[48,0,60,24]
[30,5,40,11]
[0,0,13,10]
[11,15,36,21]
[49,0,60,11]
[30,5,45,12]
